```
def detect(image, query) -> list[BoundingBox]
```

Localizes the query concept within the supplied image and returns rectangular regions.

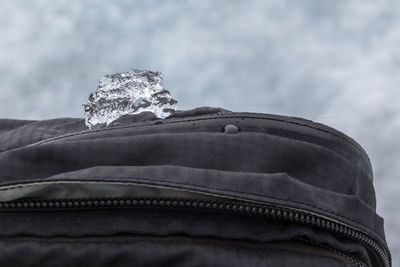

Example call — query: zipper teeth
[0,198,390,267]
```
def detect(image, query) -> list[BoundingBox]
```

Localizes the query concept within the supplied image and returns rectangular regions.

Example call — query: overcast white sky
[0,0,399,264]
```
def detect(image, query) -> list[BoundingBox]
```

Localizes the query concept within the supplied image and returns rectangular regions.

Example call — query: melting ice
[82,69,177,129]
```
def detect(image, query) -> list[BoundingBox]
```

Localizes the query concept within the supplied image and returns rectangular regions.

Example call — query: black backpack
[0,107,391,266]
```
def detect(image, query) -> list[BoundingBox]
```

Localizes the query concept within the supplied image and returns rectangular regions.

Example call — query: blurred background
[0,0,399,264]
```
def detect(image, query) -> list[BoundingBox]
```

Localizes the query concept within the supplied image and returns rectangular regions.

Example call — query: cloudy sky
[0,0,399,264]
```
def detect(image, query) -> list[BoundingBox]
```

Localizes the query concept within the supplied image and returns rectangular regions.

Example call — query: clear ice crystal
[82,69,177,129]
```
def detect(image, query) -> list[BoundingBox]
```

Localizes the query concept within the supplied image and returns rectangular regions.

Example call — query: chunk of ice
[82,69,177,129]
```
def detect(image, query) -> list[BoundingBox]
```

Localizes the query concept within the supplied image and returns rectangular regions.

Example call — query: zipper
[0,197,390,267]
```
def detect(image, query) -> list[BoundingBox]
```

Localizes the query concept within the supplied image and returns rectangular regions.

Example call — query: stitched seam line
[31,115,369,161]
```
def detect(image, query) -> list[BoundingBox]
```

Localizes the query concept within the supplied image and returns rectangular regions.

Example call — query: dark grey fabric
[0,118,86,152]
[0,237,349,267]
[0,107,390,266]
